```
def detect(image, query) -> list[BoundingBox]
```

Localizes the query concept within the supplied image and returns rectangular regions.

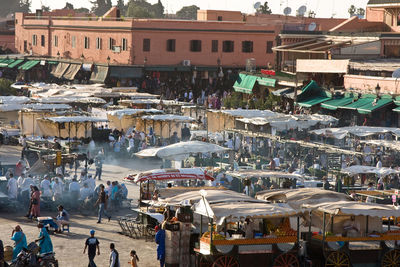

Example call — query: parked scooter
[9,242,58,267]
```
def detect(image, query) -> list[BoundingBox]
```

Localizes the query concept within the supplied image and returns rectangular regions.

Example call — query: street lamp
[375,83,381,97]
[144,56,147,65]
[107,56,111,65]
[80,53,85,61]
[217,58,221,67]
[57,51,60,59]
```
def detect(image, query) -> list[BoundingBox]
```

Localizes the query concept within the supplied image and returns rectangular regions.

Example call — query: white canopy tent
[135,141,229,161]
[341,165,399,176]
[310,126,400,139]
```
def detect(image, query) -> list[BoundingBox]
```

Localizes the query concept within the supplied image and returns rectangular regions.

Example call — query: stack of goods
[165,229,180,266]
[179,222,192,267]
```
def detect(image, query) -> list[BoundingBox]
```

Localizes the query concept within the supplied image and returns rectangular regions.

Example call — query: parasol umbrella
[135,141,229,161]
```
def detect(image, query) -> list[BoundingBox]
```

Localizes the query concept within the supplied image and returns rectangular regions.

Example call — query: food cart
[303,201,400,267]
[191,190,301,267]
[120,168,215,240]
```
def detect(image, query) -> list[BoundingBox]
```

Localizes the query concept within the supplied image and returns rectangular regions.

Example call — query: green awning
[357,98,393,114]
[393,107,400,112]
[297,96,331,108]
[0,58,15,67]
[18,60,40,70]
[321,97,356,110]
[7,59,24,68]
[233,73,258,94]
[47,61,59,65]
[109,66,143,79]
[257,77,276,87]
[195,66,218,71]
[90,65,109,83]
[339,95,377,110]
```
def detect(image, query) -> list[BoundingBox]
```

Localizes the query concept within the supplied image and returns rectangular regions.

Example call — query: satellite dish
[254,2,261,9]
[283,7,292,16]
[298,5,307,16]
[308,22,317,31]
[392,68,400,78]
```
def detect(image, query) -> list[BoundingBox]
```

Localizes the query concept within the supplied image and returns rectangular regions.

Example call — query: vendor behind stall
[343,216,361,237]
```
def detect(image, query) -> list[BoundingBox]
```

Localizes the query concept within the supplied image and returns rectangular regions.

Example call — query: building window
[217,16,222,21]
[109,38,115,50]
[96,37,102,50]
[166,39,175,52]
[32,35,37,46]
[190,40,202,52]
[242,41,253,53]
[84,37,90,49]
[41,35,45,47]
[122,38,127,51]
[266,41,273,54]
[212,40,218,53]
[222,41,234,52]
[54,35,58,47]
[71,36,76,48]
[143,38,150,52]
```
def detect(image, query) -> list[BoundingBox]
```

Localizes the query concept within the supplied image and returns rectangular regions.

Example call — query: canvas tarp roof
[341,165,399,176]
[194,197,298,225]
[135,141,229,160]
[51,62,70,78]
[37,97,106,104]
[141,114,195,122]
[227,170,302,180]
[157,189,262,207]
[0,96,30,104]
[338,94,376,110]
[107,108,162,119]
[217,109,277,118]
[310,126,400,139]
[255,188,352,211]
[359,139,400,151]
[296,59,349,73]
[62,63,81,80]
[303,201,400,218]
[46,116,108,123]
[129,168,214,183]
[357,97,393,114]
[90,65,109,83]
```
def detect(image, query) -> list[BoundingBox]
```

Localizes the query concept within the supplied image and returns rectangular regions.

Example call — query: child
[129,250,139,267]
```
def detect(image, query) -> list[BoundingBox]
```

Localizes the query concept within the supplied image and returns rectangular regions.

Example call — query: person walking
[155,224,165,267]
[129,250,139,267]
[83,230,100,267]
[109,243,120,267]
[30,186,41,219]
[95,184,111,223]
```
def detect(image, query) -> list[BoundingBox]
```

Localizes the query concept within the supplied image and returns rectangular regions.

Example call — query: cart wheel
[325,251,350,267]
[381,249,400,267]
[273,253,300,267]
[212,255,239,267]
[199,255,213,267]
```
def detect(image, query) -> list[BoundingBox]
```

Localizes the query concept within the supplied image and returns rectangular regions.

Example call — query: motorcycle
[9,242,58,267]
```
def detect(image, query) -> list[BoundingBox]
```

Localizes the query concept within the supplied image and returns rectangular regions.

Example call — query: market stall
[106,108,163,131]
[303,201,400,267]
[193,190,301,267]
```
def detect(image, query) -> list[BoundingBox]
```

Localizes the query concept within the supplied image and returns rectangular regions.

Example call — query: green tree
[0,79,16,96]
[41,5,50,12]
[307,10,316,18]
[125,0,164,18]
[176,5,199,20]
[256,1,272,15]
[75,7,90,13]
[90,0,112,16]
[63,2,74,9]
[0,0,31,16]
[116,0,126,15]
[357,8,365,17]
[348,5,356,17]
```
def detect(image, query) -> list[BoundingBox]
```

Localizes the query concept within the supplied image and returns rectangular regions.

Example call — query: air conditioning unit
[113,46,121,53]
[182,60,191,66]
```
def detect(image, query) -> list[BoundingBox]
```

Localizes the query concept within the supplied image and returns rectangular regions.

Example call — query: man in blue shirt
[155,225,165,267]
[83,230,100,267]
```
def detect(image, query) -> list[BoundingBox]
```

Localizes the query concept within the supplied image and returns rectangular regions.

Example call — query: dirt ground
[0,145,163,267]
